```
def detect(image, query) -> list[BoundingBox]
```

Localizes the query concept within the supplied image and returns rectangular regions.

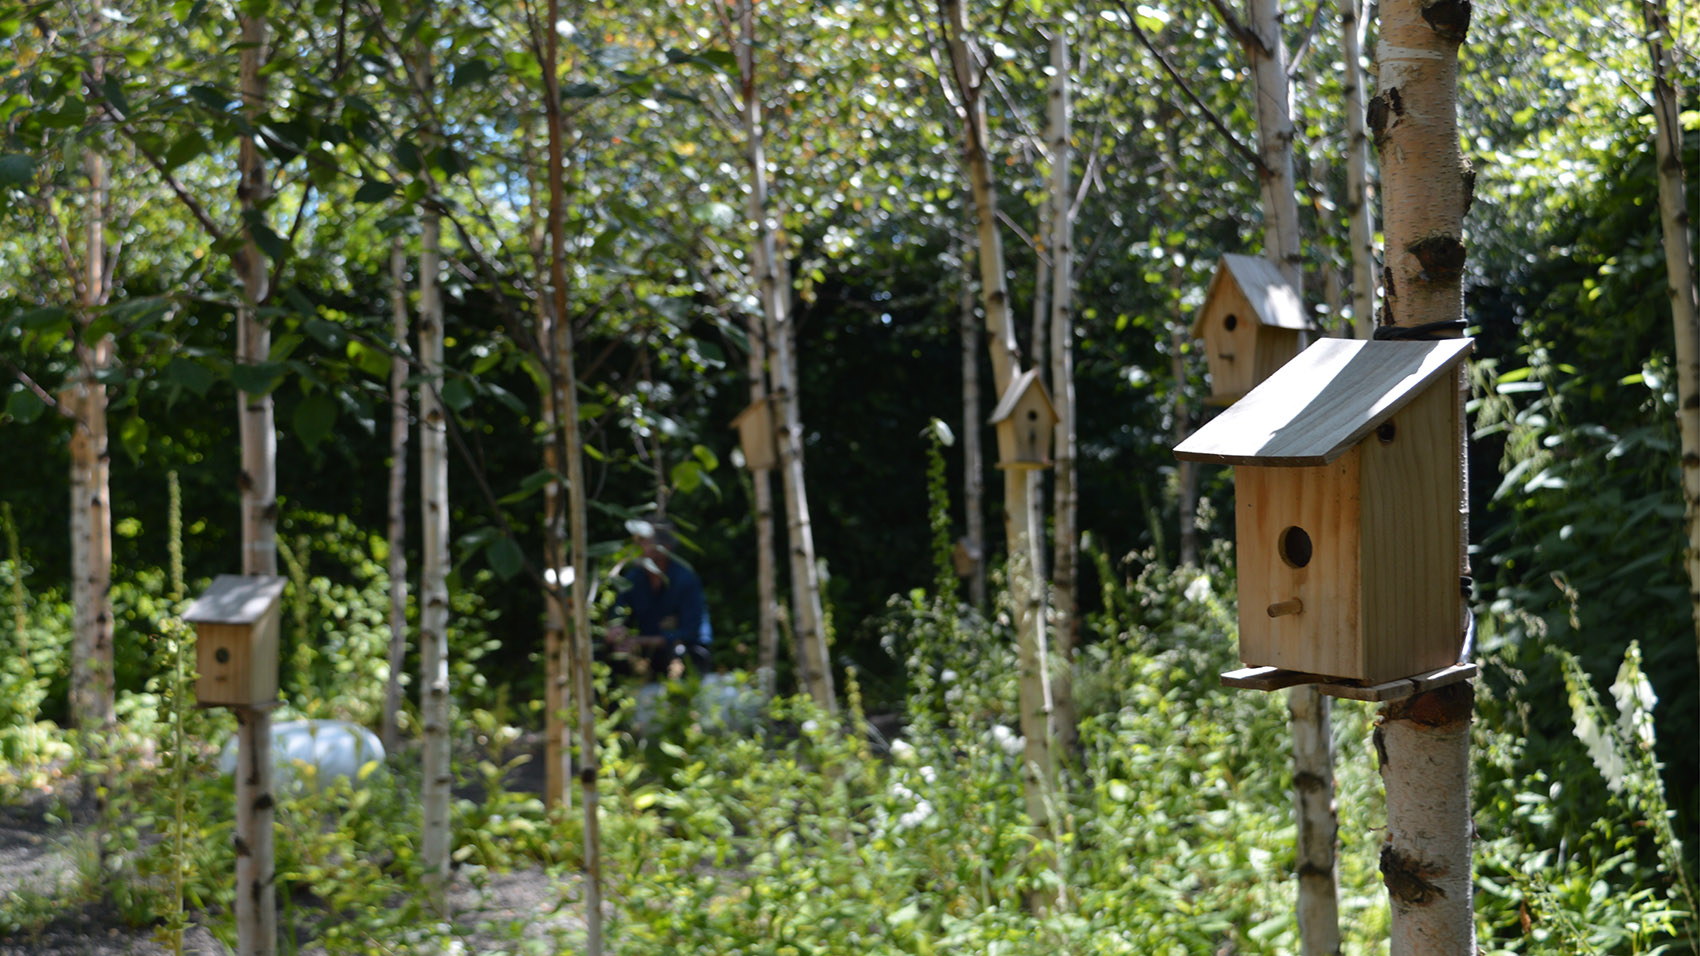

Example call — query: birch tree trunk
[747,321,780,699]
[1245,4,1342,948]
[1639,0,1700,680]
[1248,0,1303,290]
[960,240,988,610]
[416,130,452,917]
[1340,0,1378,339]
[1370,0,1475,949]
[740,0,835,713]
[1045,28,1080,758]
[235,13,277,956]
[382,237,409,756]
[541,6,603,946]
[69,137,114,739]
[944,0,1055,880]
[541,258,569,811]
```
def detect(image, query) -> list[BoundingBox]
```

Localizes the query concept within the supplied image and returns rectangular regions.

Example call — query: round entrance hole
[215,647,231,664]
[1278,526,1313,568]
[1377,421,1397,444]
[1223,313,1239,332]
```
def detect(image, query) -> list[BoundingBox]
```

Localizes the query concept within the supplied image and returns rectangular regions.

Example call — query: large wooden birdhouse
[989,369,1059,470]
[730,397,779,471]
[1174,337,1472,685]
[183,574,287,708]
[1192,253,1310,406]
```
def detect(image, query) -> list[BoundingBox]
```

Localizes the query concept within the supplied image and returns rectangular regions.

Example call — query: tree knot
[1380,845,1447,905]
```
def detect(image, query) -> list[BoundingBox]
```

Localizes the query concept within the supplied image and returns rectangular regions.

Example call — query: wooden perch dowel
[1267,598,1304,618]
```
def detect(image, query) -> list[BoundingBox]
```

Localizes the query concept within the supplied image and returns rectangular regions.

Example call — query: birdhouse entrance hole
[1279,526,1313,568]
[1377,422,1397,444]
[1223,313,1238,332]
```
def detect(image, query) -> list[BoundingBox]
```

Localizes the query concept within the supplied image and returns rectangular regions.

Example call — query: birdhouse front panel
[1357,369,1463,682]
[1236,454,1364,679]
[730,399,778,471]
[185,574,286,708]
[1201,283,1262,404]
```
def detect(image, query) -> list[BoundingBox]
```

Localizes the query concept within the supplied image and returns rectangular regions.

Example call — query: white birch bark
[944,0,1055,866]
[540,10,603,948]
[1046,28,1080,758]
[740,0,834,713]
[1640,0,1700,680]
[417,192,452,918]
[69,136,115,737]
[235,14,277,956]
[1340,0,1378,338]
[382,237,409,756]
[1371,0,1475,950]
[960,241,987,610]
[747,317,780,699]
[1245,3,1341,947]
[1249,0,1304,291]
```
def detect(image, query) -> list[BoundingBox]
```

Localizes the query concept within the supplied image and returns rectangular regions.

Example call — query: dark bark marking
[1383,682,1472,728]
[254,793,274,812]
[1294,770,1332,793]
[578,765,598,785]
[1298,862,1335,881]
[1684,394,1699,410]
[1683,452,1700,467]
[1420,0,1472,42]
[1366,90,1402,144]
[234,835,251,857]
[1380,845,1447,905]
[1461,163,1477,216]
[1409,235,1467,283]
[1373,725,1389,768]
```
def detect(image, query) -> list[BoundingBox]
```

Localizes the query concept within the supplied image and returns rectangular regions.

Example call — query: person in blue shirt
[606,521,713,678]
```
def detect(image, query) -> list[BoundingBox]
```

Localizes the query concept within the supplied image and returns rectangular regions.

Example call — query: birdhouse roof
[987,368,1059,425]
[1189,253,1309,338]
[729,397,770,429]
[183,574,287,625]
[1174,337,1472,466]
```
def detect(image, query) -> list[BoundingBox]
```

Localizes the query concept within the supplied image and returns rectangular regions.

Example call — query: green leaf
[486,535,524,580]
[440,378,474,412]
[188,84,230,112]
[163,132,208,171]
[451,58,494,90]
[561,82,600,99]
[395,139,423,174]
[0,154,35,186]
[353,180,397,203]
[293,391,336,451]
[118,415,148,464]
[347,340,392,379]
[100,74,130,118]
[498,469,560,505]
[229,361,287,396]
[166,357,216,395]
[16,306,69,330]
[303,318,346,349]
[242,212,290,263]
[5,388,45,423]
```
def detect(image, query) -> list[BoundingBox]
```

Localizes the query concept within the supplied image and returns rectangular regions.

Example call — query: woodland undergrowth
[0,503,1692,954]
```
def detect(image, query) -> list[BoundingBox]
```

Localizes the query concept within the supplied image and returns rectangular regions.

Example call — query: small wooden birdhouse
[730,397,779,471]
[952,537,980,579]
[1192,253,1310,406]
[183,574,287,709]
[988,369,1059,470]
[1174,337,1472,685]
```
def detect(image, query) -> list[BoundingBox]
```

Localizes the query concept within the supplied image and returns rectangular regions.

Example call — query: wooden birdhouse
[730,397,778,471]
[1192,253,1310,406]
[183,574,287,708]
[1174,337,1472,685]
[951,537,980,579]
[988,369,1059,470]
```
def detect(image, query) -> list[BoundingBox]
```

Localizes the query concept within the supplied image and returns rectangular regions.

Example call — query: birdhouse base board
[1220,661,1478,702]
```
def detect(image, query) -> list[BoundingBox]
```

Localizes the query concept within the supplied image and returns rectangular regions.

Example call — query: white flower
[944,686,964,704]
[939,669,958,684]
[917,764,937,784]
[897,800,934,830]
[801,719,819,735]
[1184,575,1212,603]
[988,724,1025,757]
[890,739,917,763]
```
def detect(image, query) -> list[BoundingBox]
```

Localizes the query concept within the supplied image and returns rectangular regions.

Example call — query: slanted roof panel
[1222,254,1309,330]
[987,367,1057,425]
[1173,337,1472,465]
[183,574,287,625]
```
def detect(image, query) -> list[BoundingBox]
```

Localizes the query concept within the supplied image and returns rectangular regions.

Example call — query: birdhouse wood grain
[1191,253,1310,406]
[730,397,778,471]
[988,369,1059,470]
[183,574,286,708]
[1174,337,1472,684]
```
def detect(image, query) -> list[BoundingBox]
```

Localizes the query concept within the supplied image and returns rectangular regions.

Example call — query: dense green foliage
[0,0,1697,950]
